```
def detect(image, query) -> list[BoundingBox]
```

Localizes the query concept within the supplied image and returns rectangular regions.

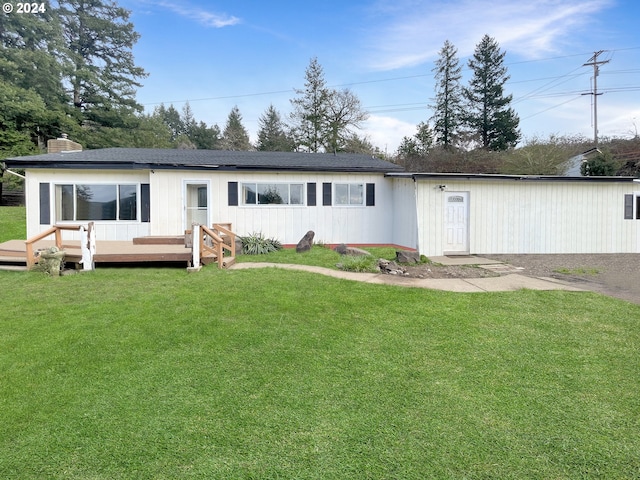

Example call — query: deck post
[191,224,201,268]
[79,222,96,271]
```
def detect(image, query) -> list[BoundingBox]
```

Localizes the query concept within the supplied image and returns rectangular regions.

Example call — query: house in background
[5,144,640,256]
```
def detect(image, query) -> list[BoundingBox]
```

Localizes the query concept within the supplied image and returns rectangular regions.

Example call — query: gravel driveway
[483,254,640,306]
[400,253,640,305]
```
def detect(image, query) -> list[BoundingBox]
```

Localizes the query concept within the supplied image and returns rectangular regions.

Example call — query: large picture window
[55,184,138,221]
[242,183,304,205]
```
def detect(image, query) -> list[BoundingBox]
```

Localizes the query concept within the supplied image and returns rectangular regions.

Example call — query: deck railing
[191,223,236,269]
[25,223,95,270]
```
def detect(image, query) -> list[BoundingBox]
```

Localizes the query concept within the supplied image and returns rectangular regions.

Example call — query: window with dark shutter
[39,183,50,225]
[366,183,375,206]
[141,184,150,222]
[228,182,238,206]
[624,194,634,219]
[322,182,332,206]
[307,183,316,206]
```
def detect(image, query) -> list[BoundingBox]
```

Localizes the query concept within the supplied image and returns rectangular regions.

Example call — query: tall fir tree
[256,105,293,151]
[464,35,520,151]
[430,40,463,150]
[289,57,368,153]
[0,10,73,147]
[57,0,147,127]
[222,106,251,150]
[289,57,330,152]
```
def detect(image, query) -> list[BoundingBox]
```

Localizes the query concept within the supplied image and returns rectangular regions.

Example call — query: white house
[5,147,640,255]
[6,147,406,248]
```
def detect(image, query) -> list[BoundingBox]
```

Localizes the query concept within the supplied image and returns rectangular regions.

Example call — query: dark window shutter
[322,183,332,206]
[228,182,238,206]
[39,183,50,225]
[307,183,316,206]
[366,183,375,206]
[141,184,150,222]
[624,194,633,219]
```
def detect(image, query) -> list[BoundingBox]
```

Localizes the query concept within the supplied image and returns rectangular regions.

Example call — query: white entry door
[184,182,209,230]
[443,191,469,255]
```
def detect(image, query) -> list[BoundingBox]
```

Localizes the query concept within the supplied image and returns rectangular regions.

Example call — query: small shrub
[337,255,379,273]
[240,232,282,255]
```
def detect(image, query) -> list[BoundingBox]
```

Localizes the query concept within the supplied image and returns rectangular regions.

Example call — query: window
[335,183,364,205]
[55,184,138,221]
[242,183,304,205]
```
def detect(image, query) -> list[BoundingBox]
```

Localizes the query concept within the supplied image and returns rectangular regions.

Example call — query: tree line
[0,1,372,156]
[1,1,637,179]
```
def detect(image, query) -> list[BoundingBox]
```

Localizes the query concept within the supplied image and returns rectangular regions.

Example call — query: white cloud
[150,1,240,28]
[365,0,614,71]
[363,115,417,154]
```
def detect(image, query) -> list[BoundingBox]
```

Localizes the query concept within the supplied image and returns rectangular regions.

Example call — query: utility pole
[582,51,609,147]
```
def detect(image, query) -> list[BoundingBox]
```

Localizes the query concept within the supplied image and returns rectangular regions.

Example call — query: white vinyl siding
[151,171,393,246]
[415,180,640,255]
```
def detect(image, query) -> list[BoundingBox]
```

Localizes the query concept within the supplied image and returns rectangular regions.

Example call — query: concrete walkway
[229,256,585,293]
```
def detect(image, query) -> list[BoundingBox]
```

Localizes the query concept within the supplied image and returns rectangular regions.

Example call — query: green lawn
[1,266,639,479]
[0,206,26,241]
[1,207,639,478]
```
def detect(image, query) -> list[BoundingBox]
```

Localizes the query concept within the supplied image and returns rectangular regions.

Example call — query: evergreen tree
[289,57,330,152]
[190,122,221,150]
[256,105,293,151]
[341,134,380,155]
[289,57,368,153]
[396,122,434,159]
[0,10,73,145]
[464,35,520,151]
[581,151,617,176]
[430,40,463,150]
[222,106,251,150]
[154,104,184,141]
[57,0,147,126]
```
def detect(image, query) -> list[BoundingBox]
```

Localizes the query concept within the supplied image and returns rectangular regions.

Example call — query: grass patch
[554,267,601,276]
[336,254,379,273]
[237,244,397,269]
[1,267,639,479]
[0,206,26,242]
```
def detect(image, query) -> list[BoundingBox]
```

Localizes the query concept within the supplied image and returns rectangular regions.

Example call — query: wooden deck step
[0,265,28,272]
[133,236,186,246]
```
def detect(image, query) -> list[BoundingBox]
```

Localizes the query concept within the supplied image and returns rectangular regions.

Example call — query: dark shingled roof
[5,148,404,173]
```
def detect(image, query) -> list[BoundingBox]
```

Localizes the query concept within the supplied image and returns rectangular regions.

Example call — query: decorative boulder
[334,243,348,255]
[395,250,420,264]
[334,244,371,256]
[296,230,315,253]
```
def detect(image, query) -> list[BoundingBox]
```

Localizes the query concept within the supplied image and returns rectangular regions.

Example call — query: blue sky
[119,0,640,153]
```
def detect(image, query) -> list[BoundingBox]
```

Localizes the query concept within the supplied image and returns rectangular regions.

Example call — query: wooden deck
[0,238,193,268]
